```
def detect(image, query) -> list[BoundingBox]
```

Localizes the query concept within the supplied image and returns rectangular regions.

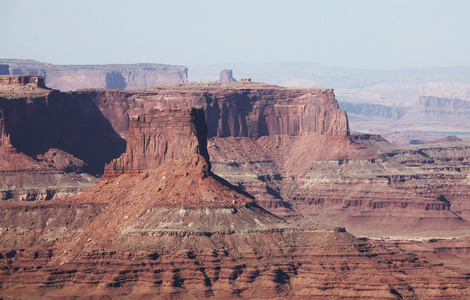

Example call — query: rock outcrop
[0,110,12,149]
[104,107,210,179]
[1,107,468,299]
[0,59,188,91]
[218,69,236,82]
[0,77,465,237]
[0,75,46,88]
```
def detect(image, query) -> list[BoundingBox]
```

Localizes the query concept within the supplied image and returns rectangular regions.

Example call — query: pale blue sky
[1,0,469,69]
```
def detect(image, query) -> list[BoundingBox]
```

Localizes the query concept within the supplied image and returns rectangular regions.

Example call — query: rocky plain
[0,63,469,298]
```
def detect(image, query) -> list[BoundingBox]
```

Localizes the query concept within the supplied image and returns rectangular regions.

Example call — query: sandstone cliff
[0,77,125,173]
[77,82,362,218]
[104,107,210,179]
[83,82,350,139]
[0,75,125,200]
[2,77,470,239]
[0,59,188,91]
[0,75,46,89]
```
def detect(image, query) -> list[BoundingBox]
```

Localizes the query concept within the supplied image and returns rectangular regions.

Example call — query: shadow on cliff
[211,172,255,200]
[1,90,126,175]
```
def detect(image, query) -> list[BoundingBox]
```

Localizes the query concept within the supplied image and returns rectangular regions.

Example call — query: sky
[1,0,469,70]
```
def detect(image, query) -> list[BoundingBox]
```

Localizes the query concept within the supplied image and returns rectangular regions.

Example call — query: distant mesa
[0,59,188,91]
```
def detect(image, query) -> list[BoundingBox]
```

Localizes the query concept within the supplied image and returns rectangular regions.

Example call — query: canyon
[0,75,469,298]
[1,104,468,298]
[2,77,470,237]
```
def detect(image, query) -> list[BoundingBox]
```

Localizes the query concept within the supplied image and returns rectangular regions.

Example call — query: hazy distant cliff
[338,101,408,121]
[0,59,188,91]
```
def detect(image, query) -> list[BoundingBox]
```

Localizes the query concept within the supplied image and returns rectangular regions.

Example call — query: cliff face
[338,101,407,120]
[84,82,350,139]
[339,95,470,134]
[0,89,125,173]
[0,76,125,200]
[0,59,188,91]
[393,96,470,132]
[104,107,210,179]
[4,79,468,237]
[0,75,46,88]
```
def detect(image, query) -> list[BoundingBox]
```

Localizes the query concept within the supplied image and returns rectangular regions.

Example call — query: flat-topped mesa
[0,59,188,91]
[0,75,46,89]
[103,107,210,179]
[131,83,350,138]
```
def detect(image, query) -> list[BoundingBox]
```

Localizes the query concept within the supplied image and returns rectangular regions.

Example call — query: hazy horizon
[2,0,469,70]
